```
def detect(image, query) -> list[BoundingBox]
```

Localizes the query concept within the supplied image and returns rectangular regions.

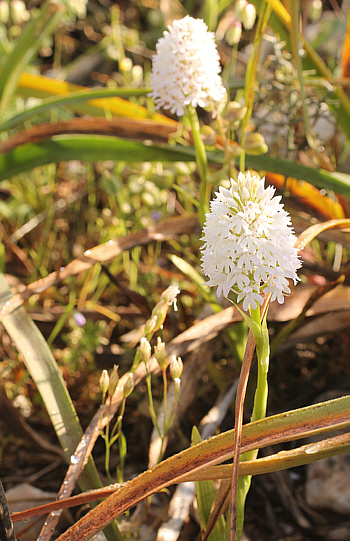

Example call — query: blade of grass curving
[15,72,174,124]
[0,135,349,196]
[55,395,350,541]
[0,273,122,541]
[0,3,63,118]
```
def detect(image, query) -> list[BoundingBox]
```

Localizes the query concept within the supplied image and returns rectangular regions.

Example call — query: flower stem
[235,304,270,540]
[186,105,210,225]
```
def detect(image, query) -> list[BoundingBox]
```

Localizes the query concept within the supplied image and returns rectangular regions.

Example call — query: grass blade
[0,3,63,118]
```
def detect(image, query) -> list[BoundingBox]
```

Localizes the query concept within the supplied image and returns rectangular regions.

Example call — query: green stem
[186,105,210,225]
[162,368,167,431]
[146,372,161,437]
[235,304,270,540]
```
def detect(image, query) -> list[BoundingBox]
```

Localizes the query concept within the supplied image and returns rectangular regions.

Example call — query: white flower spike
[150,16,226,116]
[201,171,302,311]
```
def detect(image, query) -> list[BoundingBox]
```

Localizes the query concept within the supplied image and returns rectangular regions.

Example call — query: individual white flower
[150,15,226,116]
[200,171,302,311]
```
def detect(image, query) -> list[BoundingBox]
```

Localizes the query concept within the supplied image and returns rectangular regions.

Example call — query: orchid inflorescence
[201,171,302,311]
[150,15,226,116]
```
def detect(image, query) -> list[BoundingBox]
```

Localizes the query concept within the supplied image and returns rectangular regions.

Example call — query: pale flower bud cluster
[201,171,302,311]
[226,0,256,45]
[234,0,256,30]
[150,16,226,116]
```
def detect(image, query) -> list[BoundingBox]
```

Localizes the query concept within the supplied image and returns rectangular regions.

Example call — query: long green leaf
[0,3,63,117]
[0,135,349,196]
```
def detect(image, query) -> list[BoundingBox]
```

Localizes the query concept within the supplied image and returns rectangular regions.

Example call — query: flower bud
[123,373,134,398]
[108,365,119,396]
[11,0,30,24]
[234,0,247,19]
[144,315,157,335]
[74,312,86,327]
[241,4,256,30]
[170,355,183,380]
[160,284,180,311]
[154,337,168,370]
[225,101,247,123]
[308,0,322,22]
[99,369,110,395]
[138,337,151,365]
[132,65,143,85]
[151,301,168,331]
[0,1,9,24]
[244,132,268,155]
[119,57,133,73]
[151,285,180,331]
[226,21,242,46]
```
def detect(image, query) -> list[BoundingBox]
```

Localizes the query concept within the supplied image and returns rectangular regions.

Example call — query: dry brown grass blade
[229,330,255,537]
[0,118,177,154]
[54,396,350,541]
[0,214,199,319]
[11,432,350,525]
[295,219,350,251]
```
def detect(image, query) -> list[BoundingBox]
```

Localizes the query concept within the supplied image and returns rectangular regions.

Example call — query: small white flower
[150,15,226,116]
[200,171,302,311]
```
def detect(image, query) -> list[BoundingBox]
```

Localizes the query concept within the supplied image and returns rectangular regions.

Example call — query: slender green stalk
[239,1,272,173]
[235,304,270,540]
[186,105,210,225]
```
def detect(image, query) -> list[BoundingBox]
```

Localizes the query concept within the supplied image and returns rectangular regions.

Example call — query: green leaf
[0,136,349,196]
[0,273,123,541]
[191,426,225,541]
[0,273,99,486]
[245,154,350,196]
[0,3,63,117]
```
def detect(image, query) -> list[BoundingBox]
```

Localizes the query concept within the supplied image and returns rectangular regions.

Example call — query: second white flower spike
[150,16,226,116]
[201,171,302,311]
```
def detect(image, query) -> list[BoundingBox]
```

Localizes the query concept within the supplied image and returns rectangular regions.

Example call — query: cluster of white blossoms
[201,172,302,311]
[150,16,226,116]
